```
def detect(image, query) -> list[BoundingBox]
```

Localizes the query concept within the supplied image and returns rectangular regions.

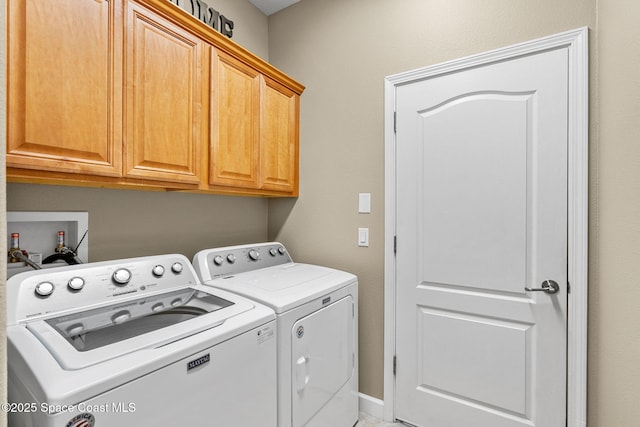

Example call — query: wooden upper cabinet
[210,50,300,195]
[7,0,304,195]
[124,1,204,185]
[210,49,261,189]
[260,77,299,194]
[7,0,123,177]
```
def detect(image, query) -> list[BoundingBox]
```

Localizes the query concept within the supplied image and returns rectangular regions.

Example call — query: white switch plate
[358,228,369,247]
[359,193,371,213]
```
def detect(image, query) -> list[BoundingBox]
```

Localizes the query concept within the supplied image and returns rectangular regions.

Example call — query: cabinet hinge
[393,111,397,133]
[393,355,397,376]
[567,281,571,293]
[394,236,397,254]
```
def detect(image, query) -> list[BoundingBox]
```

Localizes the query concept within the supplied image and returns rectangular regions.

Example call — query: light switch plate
[359,193,371,213]
[358,228,369,247]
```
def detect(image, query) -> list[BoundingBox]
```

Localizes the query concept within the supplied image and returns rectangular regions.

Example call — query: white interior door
[394,46,569,427]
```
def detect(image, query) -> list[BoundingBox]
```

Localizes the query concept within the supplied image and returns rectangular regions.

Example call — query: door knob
[525,280,560,295]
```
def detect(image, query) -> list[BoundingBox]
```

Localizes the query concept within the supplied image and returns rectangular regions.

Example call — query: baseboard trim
[359,393,384,419]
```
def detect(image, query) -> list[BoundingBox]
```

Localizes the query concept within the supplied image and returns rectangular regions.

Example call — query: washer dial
[35,281,54,297]
[68,277,85,291]
[112,268,132,285]
[152,265,165,277]
[171,262,184,273]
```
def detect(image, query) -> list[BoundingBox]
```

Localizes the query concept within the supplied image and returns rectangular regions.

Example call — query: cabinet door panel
[125,2,203,184]
[210,50,260,189]
[7,0,122,176]
[260,78,299,194]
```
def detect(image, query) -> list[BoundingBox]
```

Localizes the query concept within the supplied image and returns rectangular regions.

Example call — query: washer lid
[44,288,233,352]
[24,286,258,370]
[205,263,357,313]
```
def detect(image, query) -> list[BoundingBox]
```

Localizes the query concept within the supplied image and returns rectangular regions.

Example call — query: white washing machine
[193,242,359,427]
[7,254,277,427]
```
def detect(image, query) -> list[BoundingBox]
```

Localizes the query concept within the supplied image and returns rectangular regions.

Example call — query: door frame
[383,27,588,426]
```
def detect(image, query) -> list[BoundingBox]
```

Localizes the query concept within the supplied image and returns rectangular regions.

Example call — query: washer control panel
[194,242,293,280]
[8,254,198,324]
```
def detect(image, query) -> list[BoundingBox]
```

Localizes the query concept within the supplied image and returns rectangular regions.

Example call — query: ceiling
[249,0,300,16]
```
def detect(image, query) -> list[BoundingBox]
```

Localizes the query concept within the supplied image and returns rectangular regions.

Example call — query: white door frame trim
[383,27,588,426]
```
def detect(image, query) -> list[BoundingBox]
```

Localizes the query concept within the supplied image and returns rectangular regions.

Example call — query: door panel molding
[384,27,588,427]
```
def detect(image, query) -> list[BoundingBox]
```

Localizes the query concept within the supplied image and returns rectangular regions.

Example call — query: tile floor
[356,412,405,427]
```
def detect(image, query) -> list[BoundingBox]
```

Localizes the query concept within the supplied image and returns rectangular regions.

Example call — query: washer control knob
[152,303,165,312]
[213,255,224,266]
[227,254,236,264]
[278,246,286,255]
[152,265,165,277]
[35,281,54,297]
[68,277,85,291]
[248,249,260,261]
[112,268,132,285]
[171,262,184,274]
[269,248,277,257]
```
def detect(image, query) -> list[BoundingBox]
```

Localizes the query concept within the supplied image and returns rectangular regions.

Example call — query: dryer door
[291,295,355,426]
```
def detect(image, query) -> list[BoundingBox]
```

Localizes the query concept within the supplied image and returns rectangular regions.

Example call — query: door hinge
[393,355,397,376]
[393,111,397,133]
[567,281,571,293]
[394,235,397,254]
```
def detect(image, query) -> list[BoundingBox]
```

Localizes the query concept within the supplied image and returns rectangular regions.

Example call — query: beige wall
[7,184,270,262]
[266,0,602,413]
[590,0,640,425]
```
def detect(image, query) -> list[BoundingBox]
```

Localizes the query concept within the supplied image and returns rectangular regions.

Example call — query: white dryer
[193,242,359,427]
[7,254,277,427]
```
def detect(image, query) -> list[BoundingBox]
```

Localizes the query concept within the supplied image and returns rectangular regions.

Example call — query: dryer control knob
[227,254,236,264]
[68,277,85,291]
[278,246,286,255]
[112,268,132,285]
[171,262,184,274]
[35,281,54,297]
[248,249,260,261]
[213,255,224,266]
[269,248,277,257]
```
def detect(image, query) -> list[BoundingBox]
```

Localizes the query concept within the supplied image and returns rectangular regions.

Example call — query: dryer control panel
[193,242,293,280]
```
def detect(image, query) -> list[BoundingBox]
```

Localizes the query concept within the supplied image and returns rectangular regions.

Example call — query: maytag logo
[187,354,210,371]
